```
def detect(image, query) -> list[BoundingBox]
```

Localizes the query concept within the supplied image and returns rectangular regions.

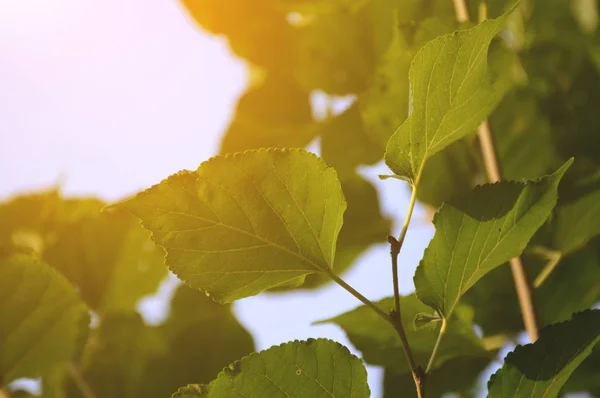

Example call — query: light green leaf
[317,295,488,374]
[414,160,571,319]
[0,255,88,385]
[291,175,390,289]
[171,339,370,398]
[384,6,516,182]
[488,309,600,397]
[0,193,167,313]
[111,149,346,303]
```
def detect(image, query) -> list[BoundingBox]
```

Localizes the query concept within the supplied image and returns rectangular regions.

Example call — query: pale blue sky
[0,1,436,396]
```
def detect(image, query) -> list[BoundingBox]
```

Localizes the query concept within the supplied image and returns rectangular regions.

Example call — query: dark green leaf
[0,255,88,385]
[220,74,317,154]
[552,187,600,254]
[488,309,600,397]
[416,138,478,208]
[414,161,571,318]
[321,103,382,179]
[67,285,254,398]
[384,355,491,398]
[171,339,370,398]
[111,149,346,302]
[294,6,375,94]
[317,295,488,374]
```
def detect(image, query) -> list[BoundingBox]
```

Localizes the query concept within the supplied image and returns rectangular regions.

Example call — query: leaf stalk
[425,316,448,373]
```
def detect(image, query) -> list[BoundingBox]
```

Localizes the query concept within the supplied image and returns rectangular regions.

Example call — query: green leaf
[67,313,166,398]
[361,16,458,149]
[171,384,206,398]
[0,193,167,312]
[180,0,295,70]
[416,138,478,208]
[463,247,600,337]
[563,347,600,396]
[0,255,88,385]
[491,90,560,181]
[219,74,317,154]
[295,175,390,289]
[384,355,491,398]
[321,103,382,179]
[317,295,488,374]
[111,149,346,302]
[488,309,600,397]
[294,6,375,94]
[171,339,370,398]
[65,284,254,398]
[384,6,516,182]
[414,160,571,319]
[552,187,600,254]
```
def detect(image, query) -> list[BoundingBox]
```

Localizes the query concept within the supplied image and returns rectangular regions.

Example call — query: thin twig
[451,0,541,341]
[67,362,97,398]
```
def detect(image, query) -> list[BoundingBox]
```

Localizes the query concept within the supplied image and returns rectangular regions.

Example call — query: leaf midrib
[137,205,328,274]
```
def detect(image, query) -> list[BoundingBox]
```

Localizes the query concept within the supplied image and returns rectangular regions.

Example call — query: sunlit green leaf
[171,339,370,398]
[414,160,571,318]
[111,149,346,302]
[317,295,488,374]
[0,255,88,385]
[488,309,600,397]
[384,7,515,182]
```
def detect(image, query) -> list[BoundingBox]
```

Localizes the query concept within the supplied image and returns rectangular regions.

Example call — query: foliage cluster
[2,0,600,397]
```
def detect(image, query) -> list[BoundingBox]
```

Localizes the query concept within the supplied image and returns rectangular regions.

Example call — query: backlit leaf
[171,339,370,398]
[0,255,88,385]
[488,309,600,397]
[111,149,346,302]
[384,7,515,182]
[414,160,571,318]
